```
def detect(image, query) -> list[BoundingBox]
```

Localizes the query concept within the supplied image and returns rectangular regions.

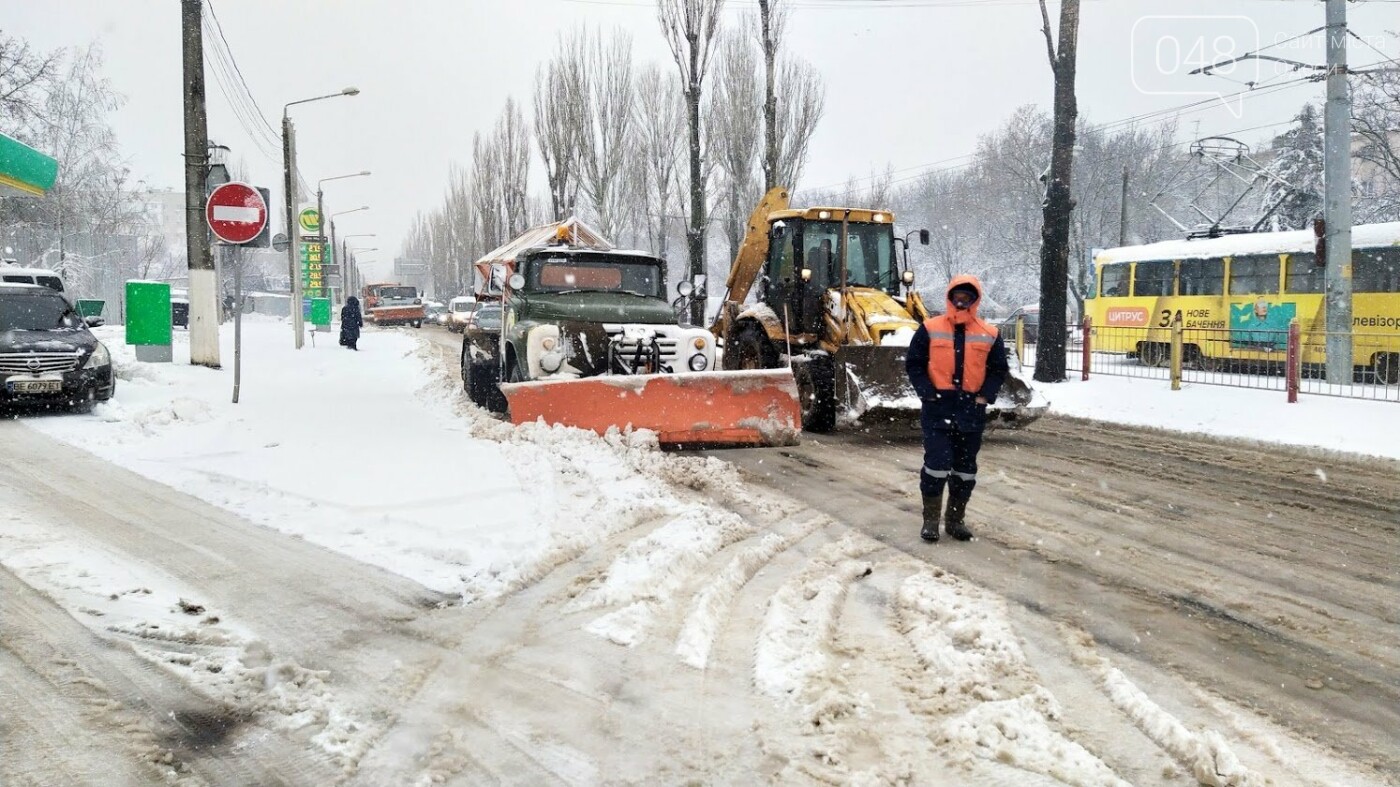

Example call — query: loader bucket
[833,344,1049,430]
[499,369,802,448]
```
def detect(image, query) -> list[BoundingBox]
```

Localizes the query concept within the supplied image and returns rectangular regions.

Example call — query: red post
[1286,318,1300,403]
[1081,316,1092,381]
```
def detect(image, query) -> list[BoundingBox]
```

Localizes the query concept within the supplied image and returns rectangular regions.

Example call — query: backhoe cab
[707,188,1047,433]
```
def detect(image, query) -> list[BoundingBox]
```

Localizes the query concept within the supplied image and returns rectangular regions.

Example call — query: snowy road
[0,420,448,785]
[3,325,1394,785]
[420,326,1399,785]
[719,415,1400,781]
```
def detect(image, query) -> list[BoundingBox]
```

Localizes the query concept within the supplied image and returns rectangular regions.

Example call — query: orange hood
[945,274,985,325]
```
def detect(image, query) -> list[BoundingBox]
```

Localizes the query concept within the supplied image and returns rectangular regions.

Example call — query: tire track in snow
[675,515,823,670]
[896,571,1132,787]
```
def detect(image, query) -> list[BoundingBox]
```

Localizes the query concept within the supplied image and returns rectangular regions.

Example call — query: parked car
[0,265,65,294]
[999,305,1040,344]
[0,283,115,412]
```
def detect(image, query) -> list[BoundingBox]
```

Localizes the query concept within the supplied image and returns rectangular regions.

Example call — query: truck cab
[496,247,714,384]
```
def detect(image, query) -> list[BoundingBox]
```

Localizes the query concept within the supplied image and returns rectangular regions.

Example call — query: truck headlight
[83,343,110,369]
[688,353,708,372]
[541,350,564,373]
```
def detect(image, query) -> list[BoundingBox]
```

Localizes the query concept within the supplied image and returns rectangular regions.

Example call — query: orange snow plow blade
[500,369,802,448]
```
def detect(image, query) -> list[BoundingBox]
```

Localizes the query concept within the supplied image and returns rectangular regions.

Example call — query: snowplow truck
[705,188,1047,432]
[364,283,426,328]
[460,219,801,448]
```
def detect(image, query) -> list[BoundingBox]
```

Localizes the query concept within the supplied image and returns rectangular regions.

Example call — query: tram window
[1228,255,1281,295]
[1284,253,1325,293]
[1133,260,1174,296]
[1353,247,1400,293]
[1100,263,1130,297]
[1179,258,1224,295]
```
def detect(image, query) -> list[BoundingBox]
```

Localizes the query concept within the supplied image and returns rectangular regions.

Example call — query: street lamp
[342,234,376,302]
[282,86,359,349]
[319,191,369,308]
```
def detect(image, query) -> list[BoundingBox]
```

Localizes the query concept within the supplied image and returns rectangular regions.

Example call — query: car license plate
[7,379,63,394]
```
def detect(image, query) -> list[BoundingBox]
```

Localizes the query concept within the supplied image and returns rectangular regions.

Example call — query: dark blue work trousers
[919,408,983,501]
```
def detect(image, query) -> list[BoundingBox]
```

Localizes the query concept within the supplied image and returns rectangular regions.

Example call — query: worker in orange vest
[904,275,1009,542]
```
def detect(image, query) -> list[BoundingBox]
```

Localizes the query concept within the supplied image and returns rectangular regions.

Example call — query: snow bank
[23,323,714,603]
[1041,376,1400,460]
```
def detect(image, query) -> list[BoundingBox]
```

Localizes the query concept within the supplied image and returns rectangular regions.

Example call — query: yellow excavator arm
[710,186,791,337]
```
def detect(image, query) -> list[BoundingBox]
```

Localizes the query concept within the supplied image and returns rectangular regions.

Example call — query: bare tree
[0,32,62,141]
[1034,0,1080,383]
[578,31,637,242]
[632,65,685,259]
[710,26,763,262]
[534,33,587,222]
[658,0,725,323]
[1353,67,1400,223]
[773,57,824,189]
[756,0,789,192]
[496,97,532,238]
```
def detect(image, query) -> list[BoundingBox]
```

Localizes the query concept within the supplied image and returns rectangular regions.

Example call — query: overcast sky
[5,0,1396,278]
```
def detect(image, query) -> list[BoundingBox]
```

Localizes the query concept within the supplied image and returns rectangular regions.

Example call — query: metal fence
[1011,317,1400,403]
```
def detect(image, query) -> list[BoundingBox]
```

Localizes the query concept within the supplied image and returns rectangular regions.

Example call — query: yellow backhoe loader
[703,188,1047,432]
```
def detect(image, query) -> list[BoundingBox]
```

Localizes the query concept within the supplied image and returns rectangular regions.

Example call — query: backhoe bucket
[834,345,1048,429]
[500,369,802,448]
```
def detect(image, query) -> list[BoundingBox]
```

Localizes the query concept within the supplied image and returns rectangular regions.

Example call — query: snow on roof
[473,217,613,268]
[1095,221,1400,265]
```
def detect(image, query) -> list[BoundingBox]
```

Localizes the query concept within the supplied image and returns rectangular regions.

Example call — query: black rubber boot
[920,494,942,542]
[945,497,973,541]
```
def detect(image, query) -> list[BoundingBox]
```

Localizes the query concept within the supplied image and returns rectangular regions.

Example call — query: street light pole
[342,233,375,306]
[316,171,370,307]
[281,87,359,349]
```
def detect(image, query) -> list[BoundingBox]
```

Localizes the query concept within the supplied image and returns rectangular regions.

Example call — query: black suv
[0,284,115,411]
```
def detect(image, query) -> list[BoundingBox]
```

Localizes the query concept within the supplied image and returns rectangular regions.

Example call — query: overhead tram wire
[201,0,313,197]
[809,75,1316,197]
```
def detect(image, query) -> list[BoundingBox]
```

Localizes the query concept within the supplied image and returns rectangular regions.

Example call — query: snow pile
[27,323,725,602]
[897,571,1127,783]
[1043,375,1400,460]
[570,506,752,647]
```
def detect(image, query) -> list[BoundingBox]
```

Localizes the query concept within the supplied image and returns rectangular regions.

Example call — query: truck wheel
[413,320,422,329]
[795,355,837,433]
[727,322,779,370]
[465,356,505,413]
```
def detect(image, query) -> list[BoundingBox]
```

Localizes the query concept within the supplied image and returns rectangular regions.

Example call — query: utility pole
[181,0,220,367]
[1323,0,1353,382]
[282,115,304,348]
[1034,0,1081,383]
[759,0,779,193]
[1119,165,1130,246]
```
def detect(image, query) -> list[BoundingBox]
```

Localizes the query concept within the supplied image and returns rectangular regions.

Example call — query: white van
[0,265,65,294]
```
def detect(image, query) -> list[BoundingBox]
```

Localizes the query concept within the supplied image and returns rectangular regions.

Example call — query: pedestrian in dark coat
[904,275,1009,542]
[340,296,364,350]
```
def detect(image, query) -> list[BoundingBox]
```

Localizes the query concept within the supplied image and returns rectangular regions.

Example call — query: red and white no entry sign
[205,182,268,244]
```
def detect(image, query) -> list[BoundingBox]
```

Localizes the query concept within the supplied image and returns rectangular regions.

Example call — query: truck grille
[0,352,81,375]
[604,327,679,362]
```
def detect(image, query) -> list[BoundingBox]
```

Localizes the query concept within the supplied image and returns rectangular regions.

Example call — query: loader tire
[795,355,837,433]
[728,322,779,371]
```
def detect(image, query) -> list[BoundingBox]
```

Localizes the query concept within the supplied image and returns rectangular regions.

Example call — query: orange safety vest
[923,315,999,394]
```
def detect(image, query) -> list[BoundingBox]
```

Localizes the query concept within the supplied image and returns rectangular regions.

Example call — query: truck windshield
[379,287,416,299]
[801,220,897,293]
[529,256,663,297]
